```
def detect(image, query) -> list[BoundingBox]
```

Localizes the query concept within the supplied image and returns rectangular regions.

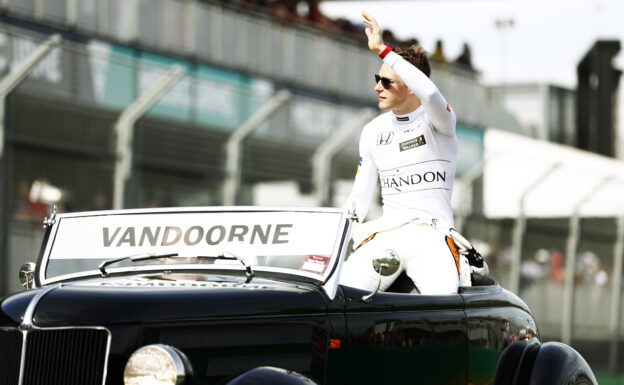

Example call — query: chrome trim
[42,205,57,228]
[322,211,355,300]
[17,326,112,385]
[17,330,27,385]
[19,262,36,290]
[42,264,325,286]
[362,251,401,303]
[38,207,350,288]
[126,344,190,385]
[20,284,60,330]
[50,205,346,219]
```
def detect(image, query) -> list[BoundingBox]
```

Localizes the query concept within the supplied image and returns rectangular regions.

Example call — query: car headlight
[124,344,191,385]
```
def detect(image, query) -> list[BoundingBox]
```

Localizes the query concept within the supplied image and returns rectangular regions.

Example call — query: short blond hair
[394,46,431,78]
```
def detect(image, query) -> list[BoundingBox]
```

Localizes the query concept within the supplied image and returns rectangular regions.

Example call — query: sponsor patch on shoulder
[446,104,451,112]
[399,135,426,151]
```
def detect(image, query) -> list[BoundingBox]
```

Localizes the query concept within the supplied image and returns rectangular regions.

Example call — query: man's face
[375,63,412,111]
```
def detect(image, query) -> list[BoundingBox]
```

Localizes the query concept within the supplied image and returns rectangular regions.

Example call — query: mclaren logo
[377,131,394,146]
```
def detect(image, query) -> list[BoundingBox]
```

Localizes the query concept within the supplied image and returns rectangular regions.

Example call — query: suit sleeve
[383,51,456,136]
[343,125,378,222]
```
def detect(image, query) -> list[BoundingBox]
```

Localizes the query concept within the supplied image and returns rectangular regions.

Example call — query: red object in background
[550,251,564,283]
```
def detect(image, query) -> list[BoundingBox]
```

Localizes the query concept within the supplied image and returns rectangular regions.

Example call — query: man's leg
[340,232,405,292]
[396,225,460,295]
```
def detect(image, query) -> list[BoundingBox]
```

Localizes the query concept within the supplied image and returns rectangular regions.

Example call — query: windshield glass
[41,208,346,284]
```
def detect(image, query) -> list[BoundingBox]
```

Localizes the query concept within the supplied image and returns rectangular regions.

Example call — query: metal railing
[0,0,485,127]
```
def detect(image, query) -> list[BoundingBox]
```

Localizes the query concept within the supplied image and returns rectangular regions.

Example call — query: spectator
[307,0,336,31]
[381,29,400,47]
[334,17,365,40]
[267,0,299,24]
[430,39,448,64]
[580,250,609,287]
[549,250,565,283]
[454,42,474,70]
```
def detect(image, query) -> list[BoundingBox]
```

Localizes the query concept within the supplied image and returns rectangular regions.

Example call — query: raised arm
[362,11,456,136]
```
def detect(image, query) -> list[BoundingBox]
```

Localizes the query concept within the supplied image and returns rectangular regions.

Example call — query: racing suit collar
[393,106,424,125]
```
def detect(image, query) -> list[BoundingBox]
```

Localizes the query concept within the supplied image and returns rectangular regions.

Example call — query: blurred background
[0,0,622,381]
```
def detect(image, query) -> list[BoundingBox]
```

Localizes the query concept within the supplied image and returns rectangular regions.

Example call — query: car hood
[1,276,328,327]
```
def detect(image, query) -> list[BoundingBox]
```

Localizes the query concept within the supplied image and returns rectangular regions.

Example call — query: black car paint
[1,273,537,385]
[0,207,593,385]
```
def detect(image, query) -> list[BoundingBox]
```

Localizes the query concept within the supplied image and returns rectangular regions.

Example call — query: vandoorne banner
[48,211,342,260]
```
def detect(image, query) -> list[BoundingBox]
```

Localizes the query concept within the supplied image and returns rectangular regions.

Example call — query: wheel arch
[225,366,319,385]
[493,340,597,385]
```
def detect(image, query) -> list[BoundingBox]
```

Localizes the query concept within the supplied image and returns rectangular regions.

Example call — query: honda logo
[377,131,394,146]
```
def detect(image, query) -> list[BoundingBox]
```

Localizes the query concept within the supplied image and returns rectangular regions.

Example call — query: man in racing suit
[340,12,480,295]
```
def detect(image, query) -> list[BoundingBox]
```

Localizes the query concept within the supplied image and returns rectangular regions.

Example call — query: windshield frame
[35,206,353,298]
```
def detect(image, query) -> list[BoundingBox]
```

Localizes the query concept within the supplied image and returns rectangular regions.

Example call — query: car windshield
[39,208,348,285]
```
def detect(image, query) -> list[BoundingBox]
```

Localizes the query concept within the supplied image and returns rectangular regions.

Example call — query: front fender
[493,340,597,385]
[225,366,319,385]
[529,342,597,385]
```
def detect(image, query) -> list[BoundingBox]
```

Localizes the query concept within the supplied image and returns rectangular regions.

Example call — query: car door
[342,286,467,385]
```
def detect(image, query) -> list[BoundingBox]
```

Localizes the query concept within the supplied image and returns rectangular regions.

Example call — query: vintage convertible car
[0,207,596,385]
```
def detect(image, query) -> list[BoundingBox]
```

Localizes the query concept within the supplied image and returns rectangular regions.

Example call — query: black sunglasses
[375,74,396,89]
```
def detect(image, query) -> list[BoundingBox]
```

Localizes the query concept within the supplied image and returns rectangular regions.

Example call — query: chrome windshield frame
[36,206,353,299]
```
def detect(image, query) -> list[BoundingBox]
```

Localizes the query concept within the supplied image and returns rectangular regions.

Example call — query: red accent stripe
[379,45,393,59]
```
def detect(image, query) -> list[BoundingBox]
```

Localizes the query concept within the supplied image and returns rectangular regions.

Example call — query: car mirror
[362,249,400,302]
[19,262,36,290]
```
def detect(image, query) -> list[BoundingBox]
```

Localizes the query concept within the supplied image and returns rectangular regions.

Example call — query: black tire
[492,341,530,385]
[493,340,598,385]
[529,342,598,385]
[226,366,319,385]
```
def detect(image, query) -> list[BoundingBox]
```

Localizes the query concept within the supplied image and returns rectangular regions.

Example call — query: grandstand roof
[483,129,624,218]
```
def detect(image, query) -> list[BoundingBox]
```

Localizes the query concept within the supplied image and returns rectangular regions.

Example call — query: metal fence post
[66,0,77,27]
[561,177,612,345]
[222,89,290,206]
[608,214,624,373]
[509,163,560,295]
[454,157,487,234]
[311,108,376,207]
[112,65,185,210]
[0,33,61,297]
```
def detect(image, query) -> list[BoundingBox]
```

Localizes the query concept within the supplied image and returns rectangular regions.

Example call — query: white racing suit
[340,49,479,294]
[341,215,472,294]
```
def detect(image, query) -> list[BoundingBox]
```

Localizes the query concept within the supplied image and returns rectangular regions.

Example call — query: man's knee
[340,247,403,291]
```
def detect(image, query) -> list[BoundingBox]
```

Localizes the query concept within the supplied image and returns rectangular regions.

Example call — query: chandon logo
[381,171,446,190]
[102,224,293,247]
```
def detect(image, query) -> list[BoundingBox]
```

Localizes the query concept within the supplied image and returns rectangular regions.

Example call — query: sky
[321,0,624,136]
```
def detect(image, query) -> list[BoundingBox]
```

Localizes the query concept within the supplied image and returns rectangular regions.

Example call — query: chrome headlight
[124,344,191,385]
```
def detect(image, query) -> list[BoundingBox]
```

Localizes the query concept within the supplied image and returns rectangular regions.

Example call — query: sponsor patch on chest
[377,131,394,146]
[399,135,426,151]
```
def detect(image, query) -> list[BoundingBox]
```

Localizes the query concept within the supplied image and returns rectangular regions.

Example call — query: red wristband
[379,45,393,59]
